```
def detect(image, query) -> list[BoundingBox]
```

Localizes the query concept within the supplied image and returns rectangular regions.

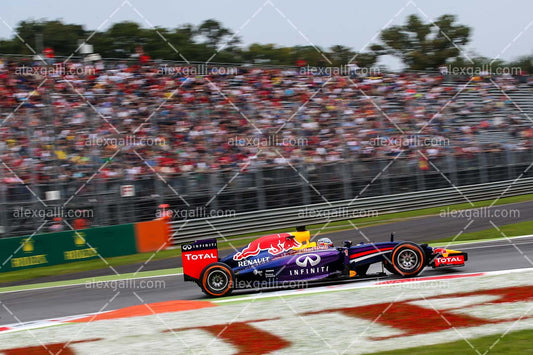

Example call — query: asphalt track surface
[1,238,533,326]
[4,199,532,287]
[0,200,532,326]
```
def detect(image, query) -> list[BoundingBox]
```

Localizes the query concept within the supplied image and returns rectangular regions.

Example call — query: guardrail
[169,177,533,243]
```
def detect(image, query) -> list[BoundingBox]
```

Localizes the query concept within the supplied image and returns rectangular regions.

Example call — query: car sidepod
[224,248,346,287]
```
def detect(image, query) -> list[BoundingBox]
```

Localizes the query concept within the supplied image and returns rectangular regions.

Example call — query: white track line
[214,267,533,303]
[458,241,533,251]
[435,234,533,247]
[0,272,183,294]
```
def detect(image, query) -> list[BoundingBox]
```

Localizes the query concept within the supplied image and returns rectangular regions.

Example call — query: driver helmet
[317,237,333,248]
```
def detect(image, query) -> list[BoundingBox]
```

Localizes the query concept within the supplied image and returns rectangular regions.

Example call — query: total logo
[184,253,217,261]
[435,255,464,267]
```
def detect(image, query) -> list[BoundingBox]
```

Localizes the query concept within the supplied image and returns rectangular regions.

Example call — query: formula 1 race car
[181,227,468,297]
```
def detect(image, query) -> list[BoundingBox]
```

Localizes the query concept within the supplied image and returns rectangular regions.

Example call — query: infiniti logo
[296,254,321,267]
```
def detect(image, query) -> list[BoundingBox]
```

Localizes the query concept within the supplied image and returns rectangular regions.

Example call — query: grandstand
[0,57,532,237]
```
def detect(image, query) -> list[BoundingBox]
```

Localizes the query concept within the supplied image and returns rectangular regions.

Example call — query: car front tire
[391,242,426,277]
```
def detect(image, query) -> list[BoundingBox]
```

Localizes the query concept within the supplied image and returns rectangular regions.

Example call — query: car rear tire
[200,262,234,297]
[391,242,426,277]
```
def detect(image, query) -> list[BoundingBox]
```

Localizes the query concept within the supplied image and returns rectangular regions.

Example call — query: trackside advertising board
[0,224,137,272]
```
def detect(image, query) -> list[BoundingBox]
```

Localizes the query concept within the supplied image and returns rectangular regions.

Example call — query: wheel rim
[208,270,229,291]
[397,249,419,271]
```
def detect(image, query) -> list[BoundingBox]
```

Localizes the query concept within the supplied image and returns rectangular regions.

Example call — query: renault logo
[296,254,321,267]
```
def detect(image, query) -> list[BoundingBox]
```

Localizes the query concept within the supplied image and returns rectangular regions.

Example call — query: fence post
[209,171,219,211]
[417,164,426,191]
[506,149,514,180]
[93,175,104,226]
[154,175,164,210]
[0,166,6,236]
[447,154,458,185]
[27,111,42,233]
[343,161,354,199]
[477,153,487,183]
[30,183,42,233]
[379,159,391,195]
[118,182,126,225]
[301,164,311,205]
[233,172,243,212]
[255,167,266,210]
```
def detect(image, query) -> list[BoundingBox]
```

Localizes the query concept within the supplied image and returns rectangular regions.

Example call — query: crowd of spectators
[0,57,532,184]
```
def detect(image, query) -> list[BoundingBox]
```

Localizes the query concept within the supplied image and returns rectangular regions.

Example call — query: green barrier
[0,224,137,272]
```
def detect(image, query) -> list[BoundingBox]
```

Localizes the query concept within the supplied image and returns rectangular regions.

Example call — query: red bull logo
[233,233,301,261]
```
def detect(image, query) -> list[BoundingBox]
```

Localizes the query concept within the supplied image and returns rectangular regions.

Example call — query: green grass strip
[371,328,533,355]
[429,220,533,244]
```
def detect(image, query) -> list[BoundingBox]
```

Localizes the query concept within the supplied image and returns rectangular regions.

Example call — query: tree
[508,55,533,75]
[329,45,355,66]
[371,14,470,70]
[0,20,86,56]
[195,19,238,49]
[41,20,86,56]
[104,22,143,58]
[0,16,483,70]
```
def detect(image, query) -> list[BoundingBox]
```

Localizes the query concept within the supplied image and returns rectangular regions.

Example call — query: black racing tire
[200,262,234,297]
[390,242,427,277]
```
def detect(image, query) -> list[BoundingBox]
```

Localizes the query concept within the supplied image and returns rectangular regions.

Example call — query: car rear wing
[181,238,218,281]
